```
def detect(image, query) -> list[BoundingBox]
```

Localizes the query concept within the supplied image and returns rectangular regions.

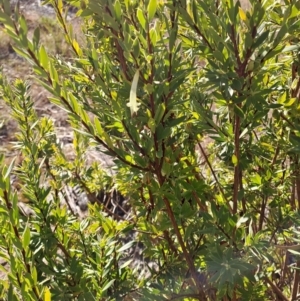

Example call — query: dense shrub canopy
[0,0,300,300]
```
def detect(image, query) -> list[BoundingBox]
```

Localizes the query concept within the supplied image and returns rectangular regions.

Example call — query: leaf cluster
[0,0,300,300]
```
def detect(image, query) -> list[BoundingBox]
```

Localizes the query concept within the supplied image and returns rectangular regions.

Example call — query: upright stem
[233,113,241,214]
[294,157,300,210]
[291,260,300,300]
[162,196,207,299]
[157,171,206,299]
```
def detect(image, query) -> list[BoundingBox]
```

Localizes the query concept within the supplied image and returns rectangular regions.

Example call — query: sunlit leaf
[232,154,238,166]
[127,69,140,116]
[238,7,247,21]
[44,287,51,301]
[147,0,157,21]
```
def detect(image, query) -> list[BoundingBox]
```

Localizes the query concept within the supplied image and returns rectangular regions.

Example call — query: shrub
[0,0,300,300]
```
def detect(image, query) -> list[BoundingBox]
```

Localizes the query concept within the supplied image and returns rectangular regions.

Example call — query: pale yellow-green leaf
[147,0,157,21]
[186,0,192,18]
[39,45,49,70]
[278,91,287,104]
[44,287,51,301]
[114,0,122,20]
[149,28,157,46]
[137,8,146,31]
[57,0,64,14]
[239,7,247,21]
[291,78,298,90]
[284,97,296,107]
[127,70,140,116]
[125,155,135,164]
[232,154,238,166]
[111,91,117,100]
[72,39,82,56]
[103,132,114,149]
[94,117,103,135]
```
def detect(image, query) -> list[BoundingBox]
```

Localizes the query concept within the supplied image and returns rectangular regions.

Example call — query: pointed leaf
[44,287,51,301]
[127,70,140,116]
[238,7,247,21]
[137,8,146,31]
[147,0,157,21]
[102,279,115,292]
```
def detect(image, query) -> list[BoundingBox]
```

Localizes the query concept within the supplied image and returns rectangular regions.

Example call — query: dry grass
[0,9,84,150]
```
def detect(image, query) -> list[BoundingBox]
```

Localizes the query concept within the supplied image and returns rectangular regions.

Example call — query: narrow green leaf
[251,174,261,185]
[192,0,199,24]
[120,259,133,269]
[239,127,248,139]
[147,0,157,21]
[33,27,40,48]
[149,27,157,46]
[118,240,135,253]
[72,39,82,56]
[0,11,15,30]
[19,15,28,35]
[234,105,244,118]
[169,26,178,50]
[68,92,80,114]
[178,6,195,26]
[3,0,11,15]
[94,117,103,135]
[278,91,287,104]
[39,45,49,70]
[102,279,115,292]
[137,8,146,31]
[253,30,269,48]
[284,97,296,107]
[281,44,300,53]
[154,103,165,124]
[103,132,114,149]
[132,38,140,58]
[4,157,16,180]
[273,24,288,47]
[22,226,30,250]
[114,0,122,21]
[49,61,59,84]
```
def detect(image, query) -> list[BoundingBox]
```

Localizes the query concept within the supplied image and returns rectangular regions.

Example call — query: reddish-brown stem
[197,140,229,208]
[156,168,206,298]
[291,178,296,210]
[239,169,246,214]
[162,195,206,298]
[233,114,241,214]
[258,196,267,231]
[264,277,289,301]
[296,159,300,210]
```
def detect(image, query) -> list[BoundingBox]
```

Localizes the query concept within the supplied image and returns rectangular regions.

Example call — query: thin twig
[197,139,229,206]
[265,277,289,301]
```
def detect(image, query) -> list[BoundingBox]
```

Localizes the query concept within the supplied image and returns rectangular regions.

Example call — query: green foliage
[0,0,300,300]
